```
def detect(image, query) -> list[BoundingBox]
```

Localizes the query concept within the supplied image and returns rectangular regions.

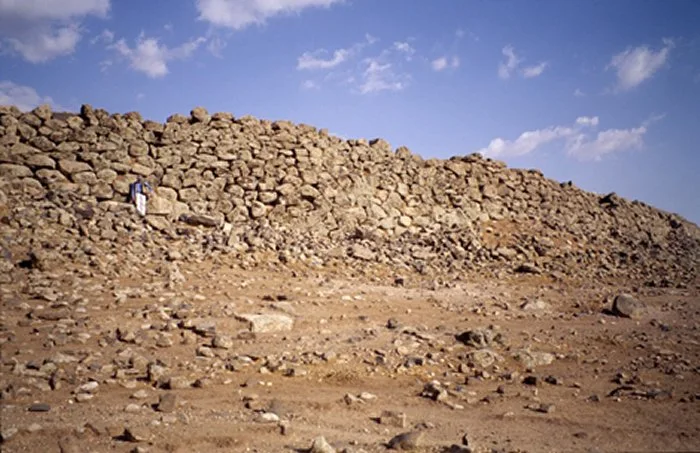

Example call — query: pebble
[309,436,336,453]
[124,426,151,442]
[131,389,149,399]
[387,431,424,450]
[157,394,178,413]
[212,335,233,349]
[28,403,51,412]
[612,293,645,319]
[379,410,407,428]
[125,403,142,413]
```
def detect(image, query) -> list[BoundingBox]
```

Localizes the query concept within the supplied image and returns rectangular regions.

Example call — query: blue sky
[1,0,699,223]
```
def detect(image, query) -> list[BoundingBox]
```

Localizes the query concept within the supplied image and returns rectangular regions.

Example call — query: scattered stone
[156,393,178,413]
[131,390,149,400]
[421,381,448,402]
[28,403,50,412]
[212,335,233,349]
[612,293,645,319]
[309,436,336,453]
[456,328,502,348]
[257,412,280,423]
[123,426,151,442]
[236,313,294,333]
[379,410,407,428]
[166,376,191,390]
[1,427,18,443]
[387,431,424,450]
[513,350,555,368]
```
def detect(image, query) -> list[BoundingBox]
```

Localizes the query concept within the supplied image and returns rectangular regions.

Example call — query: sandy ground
[1,260,699,453]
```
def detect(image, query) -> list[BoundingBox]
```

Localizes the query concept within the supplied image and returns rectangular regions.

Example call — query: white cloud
[575,116,599,127]
[608,39,674,91]
[0,0,110,63]
[298,34,411,94]
[476,115,657,161]
[297,34,374,70]
[91,28,114,45]
[498,45,548,80]
[432,55,459,71]
[0,80,68,112]
[110,34,206,78]
[0,0,109,21]
[477,125,575,158]
[207,36,227,58]
[359,59,407,94]
[298,48,350,70]
[574,88,585,97]
[498,45,521,79]
[196,0,341,30]
[522,61,548,78]
[456,28,479,42]
[567,126,647,161]
[393,41,415,61]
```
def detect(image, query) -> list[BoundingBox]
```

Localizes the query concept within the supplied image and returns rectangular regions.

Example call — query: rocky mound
[1,104,698,286]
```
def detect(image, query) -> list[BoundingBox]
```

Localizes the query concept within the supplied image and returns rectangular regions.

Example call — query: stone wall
[1,104,698,285]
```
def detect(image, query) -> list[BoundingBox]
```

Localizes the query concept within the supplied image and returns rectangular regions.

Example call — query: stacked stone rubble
[1,104,698,285]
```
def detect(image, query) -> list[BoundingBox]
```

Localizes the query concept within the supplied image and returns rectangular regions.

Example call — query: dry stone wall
[1,104,698,286]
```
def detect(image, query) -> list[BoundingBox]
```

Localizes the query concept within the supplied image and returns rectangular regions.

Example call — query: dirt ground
[1,260,699,453]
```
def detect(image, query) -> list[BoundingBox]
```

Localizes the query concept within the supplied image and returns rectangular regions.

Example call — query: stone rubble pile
[1,104,698,285]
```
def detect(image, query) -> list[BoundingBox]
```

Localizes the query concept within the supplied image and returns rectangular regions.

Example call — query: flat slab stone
[236,313,294,333]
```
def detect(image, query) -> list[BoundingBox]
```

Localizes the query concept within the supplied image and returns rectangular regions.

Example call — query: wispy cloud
[109,33,206,78]
[196,0,342,30]
[498,45,521,79]
[431,55,459,72]
[298,48,351,70]
[296,34,412,95]
[359,59,409,94]
[0,0,110,63]
[522,61,548,78]
[0,80,69,111]
[476,115,661,161]
[574,88,586,97]
[297,34,374,70]
[91,28,114,45]
[607,39,674,91]
[393,41,415,61]
[498,45,548,80]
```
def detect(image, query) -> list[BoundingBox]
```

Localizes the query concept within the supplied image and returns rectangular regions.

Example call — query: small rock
[156,394,177,413]
[236,313,293,333]
[257,412,280,423]
[28,403,51,412]
[75,393,94,402]
[379,410,407,428]
[125,404,142,413]
[77,381,99,393]
[212,335,233,349]
[387,431,424,450]
[123,426,151,442]
[131,390,149,400]
[166,376,190,390]
[421,381,448,402]
[309,436,336,453]
[612,293,645,319]
[386,318,400,329]
[1,427,18,442]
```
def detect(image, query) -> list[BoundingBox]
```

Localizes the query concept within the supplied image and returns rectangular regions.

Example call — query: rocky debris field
[1,104,699,452]
[1,259,699,453]
[0,104,698,286]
